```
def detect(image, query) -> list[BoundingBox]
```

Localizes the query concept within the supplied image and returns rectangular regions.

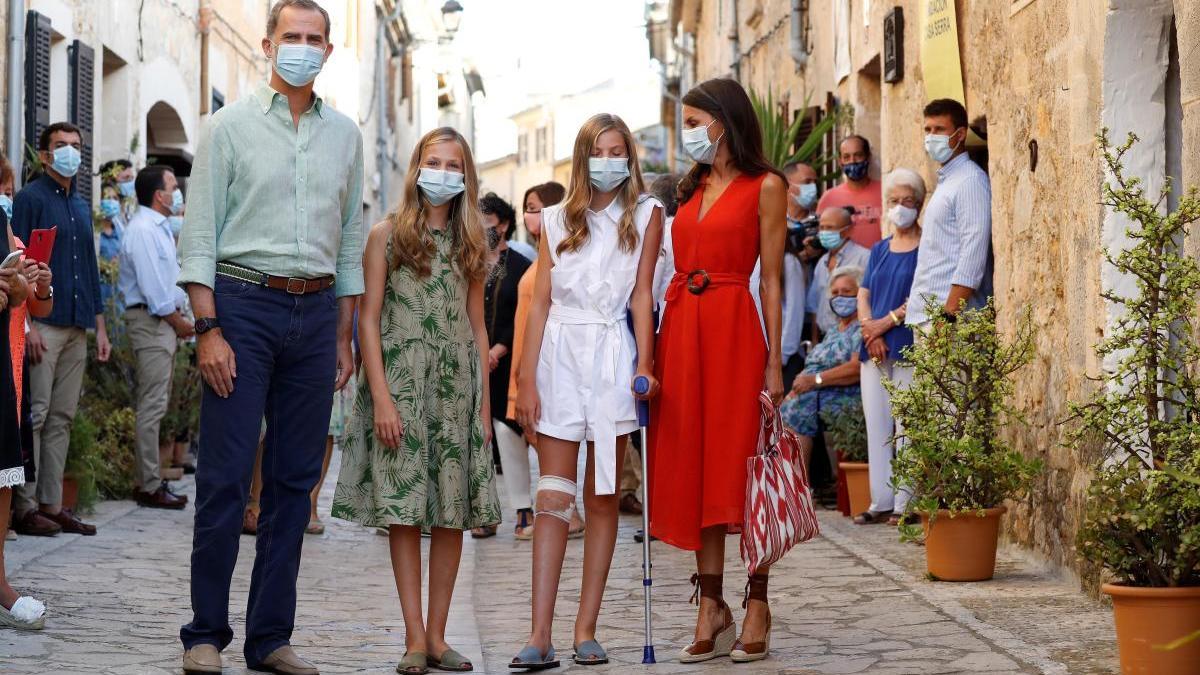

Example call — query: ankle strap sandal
[680,573,737,664]
[689,573,728,608]
[742,573,769,608]
[732,573,773,662]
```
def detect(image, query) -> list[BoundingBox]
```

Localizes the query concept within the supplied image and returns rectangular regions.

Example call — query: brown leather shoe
[134,484,188,510]
[255,645,319,674]
[182,643,222,674]
[40,508,96,535]
[619,493,643,515]
[12,510,61,537]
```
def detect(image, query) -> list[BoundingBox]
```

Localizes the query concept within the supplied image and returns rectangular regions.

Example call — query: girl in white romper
[512,113,664,669]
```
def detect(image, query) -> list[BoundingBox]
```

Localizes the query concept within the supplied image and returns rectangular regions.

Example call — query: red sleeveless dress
[649,173,769,551]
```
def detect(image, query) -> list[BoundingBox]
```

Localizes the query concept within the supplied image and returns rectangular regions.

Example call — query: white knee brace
[534,475,577,524]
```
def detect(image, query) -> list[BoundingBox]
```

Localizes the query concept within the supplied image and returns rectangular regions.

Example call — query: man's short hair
[480,192,516,238]
[782,161,808,176]
[99,159,132,176]
[38,122,82,151]
[820,206,852,228]
[839,134,871,157]
[135,165,174,208]
[267,0,331,41]
[923,99,968,130]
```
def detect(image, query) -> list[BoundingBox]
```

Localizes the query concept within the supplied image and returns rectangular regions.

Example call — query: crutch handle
[633,376,651,426]
[633,375,650,395]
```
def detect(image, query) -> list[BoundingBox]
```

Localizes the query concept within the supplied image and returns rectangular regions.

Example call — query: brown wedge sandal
[731,573,772,663]
[678,573,737,663]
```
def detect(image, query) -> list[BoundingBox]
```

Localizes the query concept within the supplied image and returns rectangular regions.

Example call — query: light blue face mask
[793,183,818,209]
[588,157,630,193]
[0,195,12,221]
[273,43,326,87]
[167,216,184,237]
[170,189,185,215]
[118,180,136,198]
[417,168,466,206]
[829,295,858,318]
[924,129,962,164]
[51,146,82,178]
[818,230,844,250]
[100,198,121,219]
[682,121,723,164]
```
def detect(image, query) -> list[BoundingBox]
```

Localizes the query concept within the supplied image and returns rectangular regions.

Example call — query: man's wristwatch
[194,317,221,335]
[815,372,824,388]
[35,286,53,301]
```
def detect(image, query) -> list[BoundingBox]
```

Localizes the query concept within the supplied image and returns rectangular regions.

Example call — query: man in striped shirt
[906,99,993,326]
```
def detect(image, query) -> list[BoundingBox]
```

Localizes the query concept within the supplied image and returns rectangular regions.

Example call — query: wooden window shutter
[69,40,96,204]
[23,11,51,179]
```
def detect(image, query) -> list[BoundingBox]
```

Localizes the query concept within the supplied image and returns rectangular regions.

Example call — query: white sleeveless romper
[536,195,661,495]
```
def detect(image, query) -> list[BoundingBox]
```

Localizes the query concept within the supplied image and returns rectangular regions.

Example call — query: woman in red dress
[649,77,788,664]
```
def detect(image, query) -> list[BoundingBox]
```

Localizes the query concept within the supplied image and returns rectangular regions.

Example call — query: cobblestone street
[3,450,1118,674]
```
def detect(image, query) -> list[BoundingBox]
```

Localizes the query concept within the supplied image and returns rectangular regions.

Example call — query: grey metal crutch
[632,375,656,664]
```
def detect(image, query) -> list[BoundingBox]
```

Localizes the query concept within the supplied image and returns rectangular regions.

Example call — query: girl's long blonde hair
[389,127,489,282]
[557,113,645,256]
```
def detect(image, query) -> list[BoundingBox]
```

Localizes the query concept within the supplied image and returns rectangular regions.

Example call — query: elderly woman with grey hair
[781,265,864,482]
[853,167,926,526]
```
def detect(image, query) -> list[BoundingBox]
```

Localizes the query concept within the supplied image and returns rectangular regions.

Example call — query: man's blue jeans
[180,275,337,665]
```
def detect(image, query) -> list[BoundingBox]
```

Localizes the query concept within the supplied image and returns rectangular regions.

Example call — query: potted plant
[1066,131,1200,674]
[65,414,101,513]
[823,406,870,518]
[886,299,1041,581]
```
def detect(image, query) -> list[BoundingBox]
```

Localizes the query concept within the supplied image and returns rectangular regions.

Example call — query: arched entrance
[145,100,192,178]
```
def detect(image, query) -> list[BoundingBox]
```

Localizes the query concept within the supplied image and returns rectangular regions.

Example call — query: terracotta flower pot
[835,450,850,516]
[61,475,79,512]
[1103,583,1200,674]
[920,506,1006,581]
[839,462,871,517]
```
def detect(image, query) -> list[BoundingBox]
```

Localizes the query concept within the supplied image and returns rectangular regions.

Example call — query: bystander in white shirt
[118,205,188,316]
[906,153,992,325]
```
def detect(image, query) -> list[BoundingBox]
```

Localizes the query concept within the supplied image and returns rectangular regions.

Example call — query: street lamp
[441,0,464,38]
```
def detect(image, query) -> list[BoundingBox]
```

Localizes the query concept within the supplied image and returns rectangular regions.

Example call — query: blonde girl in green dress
[333,127,500,674]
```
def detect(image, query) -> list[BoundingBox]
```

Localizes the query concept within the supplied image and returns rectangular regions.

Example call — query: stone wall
[673,0,1200,579]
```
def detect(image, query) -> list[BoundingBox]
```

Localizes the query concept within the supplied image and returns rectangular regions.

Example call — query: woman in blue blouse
[781,266,864,484]
[853,168,925,526]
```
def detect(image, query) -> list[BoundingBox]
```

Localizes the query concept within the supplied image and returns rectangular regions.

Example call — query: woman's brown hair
[521,181,566,215]
[558,114,645,256]
[677,78,785,204]
[388,127,489,282]
[0,152,14,190]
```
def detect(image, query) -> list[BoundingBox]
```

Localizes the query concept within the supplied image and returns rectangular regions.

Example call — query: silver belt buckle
[285,278,307,294]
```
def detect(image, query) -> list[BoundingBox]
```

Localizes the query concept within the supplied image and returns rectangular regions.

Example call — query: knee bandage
[535,475,577,524]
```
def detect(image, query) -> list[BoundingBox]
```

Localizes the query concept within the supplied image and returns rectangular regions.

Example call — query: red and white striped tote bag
[740,391,820,575]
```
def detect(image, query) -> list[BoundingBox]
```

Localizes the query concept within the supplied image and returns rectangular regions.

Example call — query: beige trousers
[17,324,87,514]
[127,308,177,493]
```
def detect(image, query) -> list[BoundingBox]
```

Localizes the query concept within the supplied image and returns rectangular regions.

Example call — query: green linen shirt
[178,85,365,297]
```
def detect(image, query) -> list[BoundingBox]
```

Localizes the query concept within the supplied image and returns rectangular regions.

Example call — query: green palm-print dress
[332,231,500,530]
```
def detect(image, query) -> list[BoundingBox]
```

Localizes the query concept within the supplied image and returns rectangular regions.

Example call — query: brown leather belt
[216,262,334,295]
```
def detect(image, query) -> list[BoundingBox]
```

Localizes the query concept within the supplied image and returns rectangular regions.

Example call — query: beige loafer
[257,645,319,675]
[182,643,222,674]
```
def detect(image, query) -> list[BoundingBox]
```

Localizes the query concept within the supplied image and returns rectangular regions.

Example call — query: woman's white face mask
[682,120,723,164]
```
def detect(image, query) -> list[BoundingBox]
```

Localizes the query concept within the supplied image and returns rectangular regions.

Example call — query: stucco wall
[675,0,1200,579]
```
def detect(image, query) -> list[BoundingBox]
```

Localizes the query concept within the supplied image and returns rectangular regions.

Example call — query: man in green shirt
[178,2,362,674]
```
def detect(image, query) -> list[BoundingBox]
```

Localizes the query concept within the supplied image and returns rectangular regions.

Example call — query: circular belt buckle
[686,269,711,295]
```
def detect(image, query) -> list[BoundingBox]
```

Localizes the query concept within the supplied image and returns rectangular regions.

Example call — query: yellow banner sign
[920,0,965,104]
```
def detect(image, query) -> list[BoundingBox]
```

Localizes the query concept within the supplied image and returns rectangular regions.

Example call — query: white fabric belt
[547,303,626,495]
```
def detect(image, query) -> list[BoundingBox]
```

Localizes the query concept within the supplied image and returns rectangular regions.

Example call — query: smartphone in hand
[24,226,57,264]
